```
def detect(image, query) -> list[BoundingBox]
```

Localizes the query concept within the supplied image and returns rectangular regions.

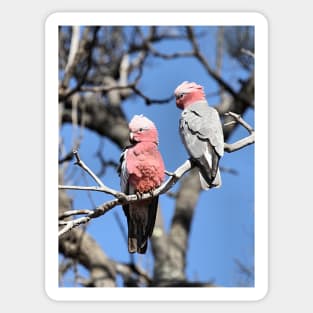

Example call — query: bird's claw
[116,192,128,204]
[165,170,176,177]
[136,191,143,200]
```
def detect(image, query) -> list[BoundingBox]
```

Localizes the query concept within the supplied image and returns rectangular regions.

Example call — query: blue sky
[59,26,254,287]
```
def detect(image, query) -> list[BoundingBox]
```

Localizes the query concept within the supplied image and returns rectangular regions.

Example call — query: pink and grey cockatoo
[174,81,224,189]
[118,115,165,254]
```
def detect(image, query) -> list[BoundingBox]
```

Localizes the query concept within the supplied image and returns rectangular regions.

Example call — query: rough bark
[59,172,116,286]
[59,228,116,287]
[61,93,129,149]
[152,168,201,285]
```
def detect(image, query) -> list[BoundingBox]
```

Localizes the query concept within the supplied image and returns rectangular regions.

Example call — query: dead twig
[224,112,255,152]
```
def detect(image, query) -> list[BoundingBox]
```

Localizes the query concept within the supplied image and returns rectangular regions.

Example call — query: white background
[1,0,312,312]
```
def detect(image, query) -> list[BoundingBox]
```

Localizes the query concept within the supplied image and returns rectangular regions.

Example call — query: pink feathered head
[129,115,159,144]
[174,81,206,109]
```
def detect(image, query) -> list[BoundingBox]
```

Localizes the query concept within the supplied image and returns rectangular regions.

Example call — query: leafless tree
[58,26,255,287]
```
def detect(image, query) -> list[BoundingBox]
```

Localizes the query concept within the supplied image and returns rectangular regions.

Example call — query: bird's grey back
[179,101,224,157]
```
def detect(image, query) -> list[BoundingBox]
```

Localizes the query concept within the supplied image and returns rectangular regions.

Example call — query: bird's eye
[139,128,143,132]
[176,93,184,100]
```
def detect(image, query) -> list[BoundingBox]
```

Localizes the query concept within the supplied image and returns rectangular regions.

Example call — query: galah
[174,81,224,189]
[118,115,165,254]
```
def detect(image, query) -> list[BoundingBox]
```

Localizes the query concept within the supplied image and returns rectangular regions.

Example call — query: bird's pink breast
[127,142,165,193]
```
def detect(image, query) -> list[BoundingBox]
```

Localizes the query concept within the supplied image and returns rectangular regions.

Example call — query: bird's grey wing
[180,102,224,187]
[118,149,129,194]
[180,108,204,157]
[118,149,131,224]
[188,101,224,157]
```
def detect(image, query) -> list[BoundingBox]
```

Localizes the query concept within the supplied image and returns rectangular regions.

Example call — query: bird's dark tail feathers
[126,197,158,254]
[195,149,221,189]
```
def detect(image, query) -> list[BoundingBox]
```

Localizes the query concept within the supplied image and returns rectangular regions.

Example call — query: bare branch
[79,60,174,105]
[225,112,254,132]
[59,150,75,164]
[58,185,112,193]
[224,112,255,152]
[62,26,80,89]
[95,140,119,177]
[59,160,194,236]
[128,51,147,74]
[132,86,175,105]
[80,84,135,93]
[115,262,152,285]
[241,48,255,58]
[73,150,122,198]
[186,26,252,107]
[69,150,179,201]
[119,53,130,86]
[59,216,91,236]
[59,199,119,237]
[73,150,103,187]
[59,209,93,220]
[216,26,224,75]
[60,160,193,204]
[128,27,189,53]
[155,160,193,194]
[80,82,174,105]
[224,136,255,153]
[59,27,100,101]
[145,40,195,59]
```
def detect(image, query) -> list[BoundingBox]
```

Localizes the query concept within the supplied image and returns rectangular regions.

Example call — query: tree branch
[58,160,193,237]
[223,112,255,152]
[59,199,120,236]
[186,26,252,107]
[115,262,152,286]
[241,48,255,58]
[59,27,100,101]
[63,26,80,89]
[72,150,124,198]
[80,81,174,105]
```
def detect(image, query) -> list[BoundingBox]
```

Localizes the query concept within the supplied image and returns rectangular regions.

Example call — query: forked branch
[223,112,255,152]
[59,159,193,237]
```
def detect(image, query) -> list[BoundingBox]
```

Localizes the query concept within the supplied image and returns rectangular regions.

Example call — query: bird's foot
[136,191,143,200]
[148,190,155,198]
[116,192,128,204]
[165,170,176,177]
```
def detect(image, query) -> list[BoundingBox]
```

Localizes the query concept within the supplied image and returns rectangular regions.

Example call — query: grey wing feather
[118,149,129,193]
[180,101,224,188]
[118,149,130,229]
[185,101,224,157]
[180,118,208,157]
